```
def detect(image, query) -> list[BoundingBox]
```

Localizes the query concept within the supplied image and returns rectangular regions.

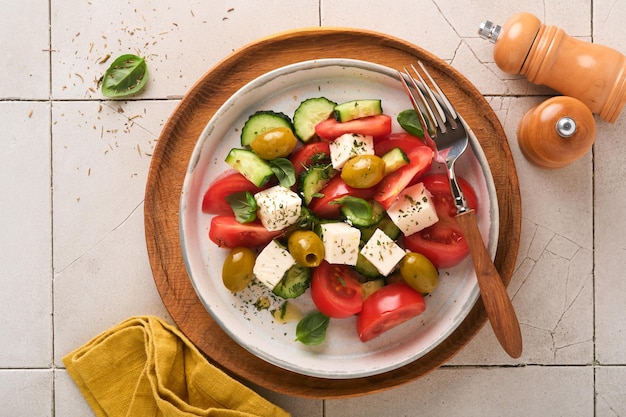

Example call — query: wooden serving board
[144,27,521,398]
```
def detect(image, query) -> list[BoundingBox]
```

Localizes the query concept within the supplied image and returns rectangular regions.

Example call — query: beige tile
[596,366,626,417]
[321,0,460,61]
[594,114,626,364]
[54,370,95,417]
[594,0,626,51]
[51,0,320,100]
[52,100,176,364]
[0,0,49,99]
[0,370,53,417]
[0,102,52,367]
[325,366,593,417]
[251,384,324,417]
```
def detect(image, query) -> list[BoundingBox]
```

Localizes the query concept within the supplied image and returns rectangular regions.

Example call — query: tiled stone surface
[50,0,321,100]
[0,102,52,368]
[326,366,594,417]
[2,0,625,416]
[0,370,53,416]
[0,0,50,99]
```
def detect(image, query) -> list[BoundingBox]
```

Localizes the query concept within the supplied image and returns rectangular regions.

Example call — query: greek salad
[201,96,478,344]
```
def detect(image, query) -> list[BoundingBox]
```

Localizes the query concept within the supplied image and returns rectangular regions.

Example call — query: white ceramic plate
[180,59,498,379]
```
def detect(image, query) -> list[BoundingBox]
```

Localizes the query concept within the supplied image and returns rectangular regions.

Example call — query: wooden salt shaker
[479,12,626,123]
[517,96,596,168]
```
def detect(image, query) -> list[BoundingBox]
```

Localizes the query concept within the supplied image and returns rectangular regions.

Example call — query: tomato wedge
[208,215,282,248]
[310,261,363,318]
[374,144,433,209]
[315,114,392,140]
[373,132,427,156]
[402,173,479,269]
[290,141,331,177]
[356,282,426,342]
[308,175,376,219]
[202,171,265,215]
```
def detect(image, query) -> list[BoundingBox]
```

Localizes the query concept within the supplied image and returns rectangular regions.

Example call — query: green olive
[340,155,386,188]
[222,247,256,293]
[287,230,325,267]
[399,252,439,293]
[250,127,298,160]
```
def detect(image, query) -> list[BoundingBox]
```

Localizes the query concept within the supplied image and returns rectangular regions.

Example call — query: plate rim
[180,57,498,379]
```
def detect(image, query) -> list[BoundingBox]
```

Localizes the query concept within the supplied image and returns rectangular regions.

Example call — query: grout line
[48,0,56,415]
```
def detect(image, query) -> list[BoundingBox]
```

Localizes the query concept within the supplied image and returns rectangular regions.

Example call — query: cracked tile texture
[1,0,625,416]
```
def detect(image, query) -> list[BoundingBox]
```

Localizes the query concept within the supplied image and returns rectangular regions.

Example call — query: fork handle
[456,209,523,358]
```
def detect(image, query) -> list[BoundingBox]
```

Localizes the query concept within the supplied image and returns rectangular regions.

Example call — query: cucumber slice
[298,164,334,204]
[360,217,401,242]
[224,148,273,187]
[273,264,311,299]
[293,97,337,142]
[381,147,409,175]
[240,110,293,146]
[355,253,382,278]
[333,99,383,122]
[340,200,385,227]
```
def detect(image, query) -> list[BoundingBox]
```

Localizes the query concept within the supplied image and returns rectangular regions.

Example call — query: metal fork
[398,62,522,358]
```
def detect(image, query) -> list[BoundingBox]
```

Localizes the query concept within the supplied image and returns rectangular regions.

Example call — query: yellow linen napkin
[63,316,290,417]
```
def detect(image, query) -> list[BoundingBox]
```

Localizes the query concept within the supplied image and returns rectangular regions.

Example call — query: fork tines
[398,62,458,134]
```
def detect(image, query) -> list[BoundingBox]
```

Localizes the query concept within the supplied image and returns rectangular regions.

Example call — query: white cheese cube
[254,185,302,232]
[386,182,439,236]
[360,228,406,276]
[329,133,375,169]
[320,222,361,265]
[253,240,296,290]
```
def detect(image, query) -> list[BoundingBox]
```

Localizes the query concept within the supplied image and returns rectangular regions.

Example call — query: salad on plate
[200,95,479,345]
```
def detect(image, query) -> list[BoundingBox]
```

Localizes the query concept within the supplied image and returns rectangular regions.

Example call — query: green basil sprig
[397,109,425,137]
[295,311,330,345]
[331,196,373,219]
[270,158,296,188]
[101,54,148,98]
[225,191,258,223]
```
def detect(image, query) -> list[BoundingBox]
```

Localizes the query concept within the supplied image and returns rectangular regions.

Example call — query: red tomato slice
[290,141,331,177]
[373,132,427,156]
[202,171,265,215]
[208,215,282,248]
[374,145,433,209]
[308,176,376,219]
[315,114,392,140]
[356,282,426,342]
[310,261,364,318]
[402,173,479,269]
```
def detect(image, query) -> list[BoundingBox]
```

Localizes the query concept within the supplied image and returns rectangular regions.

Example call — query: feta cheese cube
[386,182,439,236]
[254,185,302,231]
[329,133,375,169]
[320,222,361,265]
[360,228,406,276]
[253,240,296,289]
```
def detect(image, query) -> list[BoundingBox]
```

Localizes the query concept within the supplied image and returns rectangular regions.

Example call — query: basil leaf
[225,191,257,223]
[397,109,425,138]
[101,54,149,98]
[332,196,373,219]
[295,311,330,345]
[270,158,296,188]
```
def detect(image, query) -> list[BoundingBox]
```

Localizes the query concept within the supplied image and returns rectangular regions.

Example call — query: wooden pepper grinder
[479,12,626,123]
[517,96,596,168]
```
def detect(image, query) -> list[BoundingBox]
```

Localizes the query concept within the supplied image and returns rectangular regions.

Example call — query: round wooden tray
[144,27,521,399]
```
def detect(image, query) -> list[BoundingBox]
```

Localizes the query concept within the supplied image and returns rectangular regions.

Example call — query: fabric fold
[63,316,290,417]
